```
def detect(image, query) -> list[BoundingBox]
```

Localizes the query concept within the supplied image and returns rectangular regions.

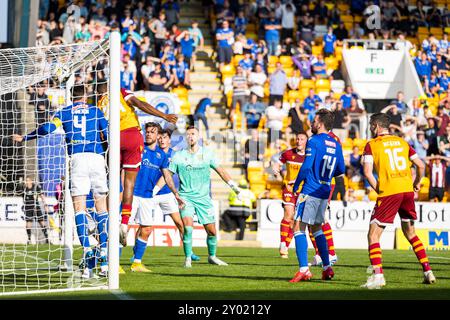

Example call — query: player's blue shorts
[294,194,328,225]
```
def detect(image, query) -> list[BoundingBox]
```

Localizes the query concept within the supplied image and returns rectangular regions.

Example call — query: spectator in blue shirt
[216,20,234,69]
[440,33,448,53]
[389,91,409,114]
[313,54,327,78]
[123,34,138,60]
[173,54,191,89]
[439,73,449,91]
[194,94,212,139]
[235,10,248,35]
[121,21,143,45]
[242,93,266,129]
[121,63,134,91]
[177,31,196,69]
[264,12,282,56]
[415,52,432,81]
[238,50,254,76]
[432,53,448,74]
[303,89,322,112]
[323,27,336,57]
[340,86,359,109]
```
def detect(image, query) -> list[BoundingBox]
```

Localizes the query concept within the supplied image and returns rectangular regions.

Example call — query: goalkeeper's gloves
[152,185,161,197]
[228,180,243,201]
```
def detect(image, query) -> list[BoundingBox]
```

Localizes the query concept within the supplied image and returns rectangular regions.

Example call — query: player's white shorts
[70,153,108,197]
[153,193,179,215]
[294,194,328,225]
[131,196,156,226]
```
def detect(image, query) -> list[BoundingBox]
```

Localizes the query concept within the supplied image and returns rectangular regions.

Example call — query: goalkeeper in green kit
[168,126,242,268]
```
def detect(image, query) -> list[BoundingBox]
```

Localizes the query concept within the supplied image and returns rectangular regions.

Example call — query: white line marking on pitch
[428,256,450,260]
[111,289,135,300]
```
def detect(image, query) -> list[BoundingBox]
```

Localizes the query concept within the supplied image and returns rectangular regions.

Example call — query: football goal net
[0,32,121,296]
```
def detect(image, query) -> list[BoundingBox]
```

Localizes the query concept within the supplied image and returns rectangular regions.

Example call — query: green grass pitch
[4,246,450,300]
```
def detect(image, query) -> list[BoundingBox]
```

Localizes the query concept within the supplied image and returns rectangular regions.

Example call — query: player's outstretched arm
[161,168,185,209]
[128,95,178,124]
[214,166,241,195]
[12,119,61,143]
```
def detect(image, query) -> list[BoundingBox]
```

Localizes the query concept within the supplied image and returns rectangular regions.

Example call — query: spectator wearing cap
[248,63,267,99]
[269,62,287,105]
[216,20,235,70]
[340,86,359,109]
[242,93,266,129]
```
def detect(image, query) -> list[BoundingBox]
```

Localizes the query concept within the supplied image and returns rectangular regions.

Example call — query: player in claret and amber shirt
[362,113,436,289]
[273,132,307,259]
[97,84,178,246]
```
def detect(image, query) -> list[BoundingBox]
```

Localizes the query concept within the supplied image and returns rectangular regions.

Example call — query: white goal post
[0,32,121,295]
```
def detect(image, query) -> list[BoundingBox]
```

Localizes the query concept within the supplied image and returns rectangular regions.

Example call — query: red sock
[280,219,291,246]
[309,228,319,255]
[286,227,294,248]
[322,222,336,256]
[121,203,132,225]
[409,235,431,272]
[369,243,383,274]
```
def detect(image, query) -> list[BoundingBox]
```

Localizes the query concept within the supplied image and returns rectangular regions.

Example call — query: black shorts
[429,187,445,201]
[217,46,232,64]
[24,206,45,222]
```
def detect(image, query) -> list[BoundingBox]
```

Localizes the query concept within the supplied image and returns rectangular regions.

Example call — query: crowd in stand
[208,0,450,203]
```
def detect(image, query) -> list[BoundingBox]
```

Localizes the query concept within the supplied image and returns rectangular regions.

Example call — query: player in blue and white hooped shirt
[289,109,345,283]
[129,122,184,272]
[13,84,109,279]
[152,128,200,262]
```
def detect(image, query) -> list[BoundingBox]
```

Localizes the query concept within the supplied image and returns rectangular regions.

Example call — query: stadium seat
[354,15,362,23]
[335,46,343,61]
[337,3,349,12]
[300,79,315,89]
[430,27,443,37]
[300,87,311,98]
[316,79,331,91]
[233,54,245,66]
[267,66,276,74]
[331,79,345,93]
[221,64,235,77]
[418,26,429,35]
[279,55,293,67]
[353,138,367,150]
[172,86,188,99]
[288,90,301,101]
[245,32,258,41]
[268,55,279,66]
[284,67,294,77]
[250,182,267,196]
[247,165,264,182]
[340,15,353,23]
[312,45,323,56]
[180,98,191,115]
[325,57,339,70]
[247,23,256,32]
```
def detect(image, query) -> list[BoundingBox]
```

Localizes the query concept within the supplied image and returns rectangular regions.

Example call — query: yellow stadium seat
[221,64,235,76]
[233,54,245,66]
[246,23,256,32]
[316,79,331,91]
[247,166,264,182]
[335,46,343,61]
[300,87,311,98]
[288,90,301,100]
[344,22,353,31]
[172,86,188,99]
[179,98,191,115]
[341,15,353,23]
[300,79,315,89]
[245,32,258,41]
[250,182,267,196]
[284,68,294,77]
[353,138,367,149]
[343,137,353,149]
[418,26,429,35]
[430,27,443,36]
[279,55,293,67]
[325,57,339,70]
[312,45,323,56]
[445,27,450,34]
[337,4,349,12]
[268,55,279,66]
[350,46,364,50]
[354,15,362,23]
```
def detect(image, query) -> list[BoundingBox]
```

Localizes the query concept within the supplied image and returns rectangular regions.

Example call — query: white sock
[300,267,309,273]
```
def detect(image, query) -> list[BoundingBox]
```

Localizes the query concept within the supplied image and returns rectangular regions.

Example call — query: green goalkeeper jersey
[169,146,219,200]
